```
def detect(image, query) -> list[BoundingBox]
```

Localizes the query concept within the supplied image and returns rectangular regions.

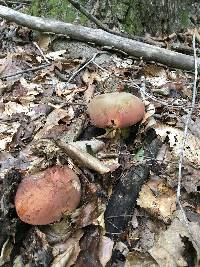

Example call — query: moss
[179,9,189,28]
[123,1,143,34]
[29,0,87,24]
[109,0,143,34]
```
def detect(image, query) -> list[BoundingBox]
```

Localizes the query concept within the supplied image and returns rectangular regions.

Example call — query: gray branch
[0,5,199,71]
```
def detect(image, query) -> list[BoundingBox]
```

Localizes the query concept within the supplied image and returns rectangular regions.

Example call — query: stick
[68,0,111,33]
[177,34,198,200]
[176,34,200,253]
[1,63,51,79]
[67,52,101,83]
[0,5,200,71]
[55,140,110,175]
[68,0,133,40]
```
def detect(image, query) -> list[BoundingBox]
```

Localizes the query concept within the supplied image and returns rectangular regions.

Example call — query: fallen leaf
[37,33,52,51]
[155,124,200,168]
[137,179,176,222]
[0,54,13,76]
[125,251,158,267]
[51,230,83,267]
[34,107,74,140]
[74,227,102,267]
[46,50,67,61]
[149,211,200,267]
[0,122,20,150]
[98,236,114,267]
[82,69,101,85]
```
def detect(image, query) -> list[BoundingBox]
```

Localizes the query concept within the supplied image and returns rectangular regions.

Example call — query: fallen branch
[68,0,162,47]
[105,138,162,237]
[55,140,110,175]
[0,5,200,71]
[1,63,51,79]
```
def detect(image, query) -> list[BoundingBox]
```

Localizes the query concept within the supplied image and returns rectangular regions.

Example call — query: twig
[1,63,51,79]
[4,1,32,4]
[33,41,50,64]
[69,139,105,153]
[64,101,87,106]
[54,139,110,174]
[67,0,169,47]
[92,61,111,73]
[176,34,200,251]
[130,79,186,107]
[140,75,146,101]
[176,34,198,200]
[0,238,9,260]
[67,52,103,83]
[68,0,111,33]
[67,0,133,40]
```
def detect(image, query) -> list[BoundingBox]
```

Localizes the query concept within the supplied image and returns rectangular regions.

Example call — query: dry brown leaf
[142,101,156,124]
[149,211,200,267]
[37,33,52,51]
[112,56,133,68]
[142,64,167,77]
[178,115,200,139]
[72,201,106,228]
[156,144,200,193]
[82,68,101,85]
[84,84,95,103]
[3,102,29,116]
[55,82,77,96]
[34,107,74,140]
[125,251,158,267]
[20,77,44,95]
[0,54,13,76]
[155,124,200,168]
[46,50,66,61]
[51,229,83,267]
[137,179,176,222]
[0,122,20,150]
[45,108,74,126]
[98,236,114,267]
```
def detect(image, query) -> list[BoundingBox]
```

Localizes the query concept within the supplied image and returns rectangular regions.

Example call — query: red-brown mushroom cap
[15,165,81,225]
[87,92,145,128]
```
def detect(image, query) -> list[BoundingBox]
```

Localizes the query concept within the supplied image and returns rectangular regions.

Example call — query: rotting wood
[0,5,199,71]
[105,137,162,238]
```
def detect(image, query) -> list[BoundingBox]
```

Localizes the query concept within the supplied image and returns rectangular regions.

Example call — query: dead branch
[68,0,134,40]
[176,34,200,253]
[0,5,200,71]
[55,140,110,175]
[1,63,51,79]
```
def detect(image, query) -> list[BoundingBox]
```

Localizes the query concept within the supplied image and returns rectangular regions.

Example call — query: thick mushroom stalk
[15,165,81,225]
[87,92,145,128]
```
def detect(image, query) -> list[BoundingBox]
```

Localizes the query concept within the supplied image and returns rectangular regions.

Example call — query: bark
[0,5,199,71]
[105,137,162,238]
[91,0,200,35]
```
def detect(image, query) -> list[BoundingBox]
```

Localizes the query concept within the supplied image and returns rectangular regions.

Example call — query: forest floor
[0,3,200,267]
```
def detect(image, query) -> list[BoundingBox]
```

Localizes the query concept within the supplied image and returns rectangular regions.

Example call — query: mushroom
[87,92,145,128]
[15,165,81,225]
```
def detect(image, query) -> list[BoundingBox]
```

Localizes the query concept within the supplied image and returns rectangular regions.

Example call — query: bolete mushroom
[87,92,145,128]
[15,165,81,225]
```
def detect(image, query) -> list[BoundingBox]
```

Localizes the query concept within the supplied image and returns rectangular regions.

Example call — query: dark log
[104,136,162,239]
[0,5,199,71]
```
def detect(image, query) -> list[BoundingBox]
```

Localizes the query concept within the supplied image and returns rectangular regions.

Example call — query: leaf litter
[0,14,200,267]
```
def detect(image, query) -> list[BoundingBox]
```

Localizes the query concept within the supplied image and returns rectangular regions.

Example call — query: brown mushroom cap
[87,92,145,128]
[15,165,81,225]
